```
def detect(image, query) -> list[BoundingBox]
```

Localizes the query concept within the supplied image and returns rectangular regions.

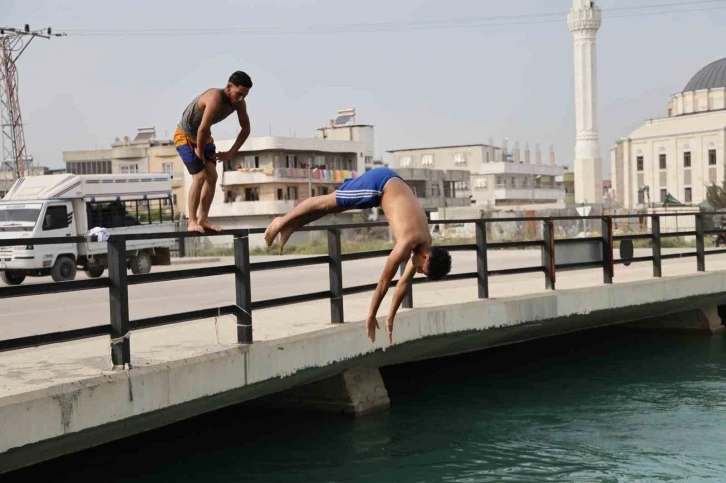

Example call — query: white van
[0,173,177,285]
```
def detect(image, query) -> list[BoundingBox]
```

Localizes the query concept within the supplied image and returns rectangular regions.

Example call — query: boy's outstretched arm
[366,242,413,343]
[385,257,417,343]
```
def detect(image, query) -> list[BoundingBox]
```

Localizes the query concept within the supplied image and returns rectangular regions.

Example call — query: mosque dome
[683,57,726,92]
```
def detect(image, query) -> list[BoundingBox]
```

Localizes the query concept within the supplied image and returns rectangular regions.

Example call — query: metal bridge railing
[1,213,724,367]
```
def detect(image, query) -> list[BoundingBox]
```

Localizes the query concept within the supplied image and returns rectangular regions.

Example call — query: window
[319,187,330,196]
[286,155,297,168]
[86,199,173,228]
[660,189,667,202]
[636,156,644,172]
[315,155,326,167]
[120,164,138,174]
[244,188,260,201]
[277,188,283,200]
[659,154,667,170]
[42,205,69,231]
[454,153,466,165]
[684,152,691,168]
[421,155,434,167]
[685,187,692,203]
[431,184,441,197]
[364,156,373,164]
[638,190,645,205]
[399,156,412,168]
[475,178,488,190]
[287,186,298,200]
[162,163,174,176]
[709,149,717,166]
[242,156,258,169]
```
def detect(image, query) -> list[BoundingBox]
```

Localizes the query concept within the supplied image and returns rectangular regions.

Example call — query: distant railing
[1,212,725,368]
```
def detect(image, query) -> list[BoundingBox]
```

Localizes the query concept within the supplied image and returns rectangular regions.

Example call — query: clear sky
[4,0,726,178]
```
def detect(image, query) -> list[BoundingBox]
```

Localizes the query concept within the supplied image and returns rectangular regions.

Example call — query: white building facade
[611,58,726,209]
[388,143,565,208]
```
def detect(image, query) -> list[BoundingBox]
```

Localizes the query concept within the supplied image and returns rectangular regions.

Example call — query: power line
[58,0,726,36]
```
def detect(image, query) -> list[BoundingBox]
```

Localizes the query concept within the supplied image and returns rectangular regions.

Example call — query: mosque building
[611,58,726,209]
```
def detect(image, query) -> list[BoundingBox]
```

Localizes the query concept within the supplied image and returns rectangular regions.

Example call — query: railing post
[399,261,413,309]
[652,215,662,277]
[328,229,344,324]
[696,213,705,272]
[601,216,613,284]
[234,230,252,343]
[475,220,489,298]
[542,218,556,290]
[178,237,186,258]
[108,237,131,368]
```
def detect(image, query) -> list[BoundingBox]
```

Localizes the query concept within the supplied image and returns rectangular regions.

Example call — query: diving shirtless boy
[264,167,452,343]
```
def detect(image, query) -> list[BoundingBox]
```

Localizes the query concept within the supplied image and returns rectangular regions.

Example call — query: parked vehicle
[0,174,176,285]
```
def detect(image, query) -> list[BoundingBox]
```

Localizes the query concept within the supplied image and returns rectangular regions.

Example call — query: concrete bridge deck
[2,248,726,473]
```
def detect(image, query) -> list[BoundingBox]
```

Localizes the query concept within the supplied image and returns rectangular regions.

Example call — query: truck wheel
[85,265,104,278]
[1,270,25,286]
[130,251,152,275]
[51,256,77,282]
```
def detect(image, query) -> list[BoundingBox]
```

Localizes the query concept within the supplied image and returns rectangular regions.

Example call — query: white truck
[0,173,178,285]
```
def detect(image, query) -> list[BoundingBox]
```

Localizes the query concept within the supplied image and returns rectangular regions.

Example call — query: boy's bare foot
[188,221,205,234]
[198,219,222,232]
[264,217,284,247]
[277,225,295,255]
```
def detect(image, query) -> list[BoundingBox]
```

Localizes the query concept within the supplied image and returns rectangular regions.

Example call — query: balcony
[221,169,274,186]
[210,200,297,217]
[168,172,184,188]
[221,167,358,186]
[493,187,565,202]
[417,197,471,211]
[479,162,564,177]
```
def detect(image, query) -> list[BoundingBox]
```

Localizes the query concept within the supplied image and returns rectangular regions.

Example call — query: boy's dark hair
[229,71,253,88]
[427,246,452,281]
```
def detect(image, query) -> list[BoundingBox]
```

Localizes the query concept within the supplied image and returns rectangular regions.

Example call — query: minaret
[568,0,603,205]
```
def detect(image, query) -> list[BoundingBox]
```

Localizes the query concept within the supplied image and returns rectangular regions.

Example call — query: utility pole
[0,24,65,192]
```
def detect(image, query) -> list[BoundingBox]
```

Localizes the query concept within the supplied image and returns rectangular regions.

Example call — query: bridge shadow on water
[5,327,726,483]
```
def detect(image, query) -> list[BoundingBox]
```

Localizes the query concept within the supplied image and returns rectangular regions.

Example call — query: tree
[706,178,726,209]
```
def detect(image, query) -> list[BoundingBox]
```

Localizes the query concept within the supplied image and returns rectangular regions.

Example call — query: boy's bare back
[380,177,431,252]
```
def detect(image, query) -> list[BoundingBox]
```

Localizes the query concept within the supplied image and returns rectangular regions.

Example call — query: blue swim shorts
[335,167,402,209]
